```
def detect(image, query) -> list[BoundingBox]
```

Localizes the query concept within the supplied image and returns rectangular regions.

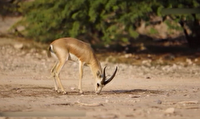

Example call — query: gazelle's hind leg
[78,61,84,94]
[51,62,59,91]
[54,60,67,94]
[50,45,69,94]
[51,50,69,94]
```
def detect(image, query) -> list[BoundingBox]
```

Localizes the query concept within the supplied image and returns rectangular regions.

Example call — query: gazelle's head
[95,66,118,94]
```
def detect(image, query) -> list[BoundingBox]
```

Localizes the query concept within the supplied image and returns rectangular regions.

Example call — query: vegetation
[0,0,22,16]
[1,0,200,49]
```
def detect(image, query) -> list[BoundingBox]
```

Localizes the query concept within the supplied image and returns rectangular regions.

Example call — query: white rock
[105,99,109,103]
[164,107,175,114]
[13,43,23,49]
[70,87,76,91]
[186,58,193,65]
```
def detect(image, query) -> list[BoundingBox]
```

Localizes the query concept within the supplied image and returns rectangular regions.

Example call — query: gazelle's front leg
[78,61,84,94]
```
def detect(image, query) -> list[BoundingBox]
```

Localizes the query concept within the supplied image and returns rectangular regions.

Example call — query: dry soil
[0,38,200,119]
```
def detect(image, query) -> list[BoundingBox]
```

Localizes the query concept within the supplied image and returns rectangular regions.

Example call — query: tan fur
[49,37,103,94]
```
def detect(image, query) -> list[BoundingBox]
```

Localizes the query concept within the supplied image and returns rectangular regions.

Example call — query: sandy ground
[0,38,200,119]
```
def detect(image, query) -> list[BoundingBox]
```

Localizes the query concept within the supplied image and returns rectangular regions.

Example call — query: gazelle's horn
[103,66,118,85]
[102,66,107,83]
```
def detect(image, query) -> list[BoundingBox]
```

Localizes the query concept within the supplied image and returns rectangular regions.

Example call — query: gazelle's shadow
[65,89,164,95]
[102,89,164,95]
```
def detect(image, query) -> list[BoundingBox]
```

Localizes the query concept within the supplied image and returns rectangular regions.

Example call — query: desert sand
[0,38,200,119]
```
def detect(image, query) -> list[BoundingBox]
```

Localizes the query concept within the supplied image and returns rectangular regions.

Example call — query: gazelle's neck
[89,57,102,79]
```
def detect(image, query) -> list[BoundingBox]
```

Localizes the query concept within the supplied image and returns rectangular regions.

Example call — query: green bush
[14,0,200,47]
[14,0,153,44]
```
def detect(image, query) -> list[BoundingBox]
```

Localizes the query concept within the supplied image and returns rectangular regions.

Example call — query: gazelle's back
[51,37,95,63]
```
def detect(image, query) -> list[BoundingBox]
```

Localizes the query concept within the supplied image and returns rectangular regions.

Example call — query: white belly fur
[50,52,58,59]
[50,51,79,62]
[69,53,79,61]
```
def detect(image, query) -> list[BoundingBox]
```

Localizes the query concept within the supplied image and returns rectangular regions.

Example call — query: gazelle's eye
[97,83,100,87]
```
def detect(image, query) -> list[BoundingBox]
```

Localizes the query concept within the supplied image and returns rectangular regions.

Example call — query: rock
[124,54,132,58]
[164,54,175,60]
[194,58,198,62]
[178,100,198,105]
[75,101,103,107]
[157,58,164,64]
[142,59,152,66]
[146,76,151,79]
[156,100,162,104]
[164,107,175,114]
[70,87,77,91]
[13,43,23,49]
[129,95,141,98]
[105,99,109,103]
[95,114,118,119]
[186,58,193,65]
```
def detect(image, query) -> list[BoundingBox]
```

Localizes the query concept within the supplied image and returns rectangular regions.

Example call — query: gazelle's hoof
[79,90,84,94]
[53,88,58,92]
[55,90,66,94]
[62,91,67,95]
[56,90,61,93]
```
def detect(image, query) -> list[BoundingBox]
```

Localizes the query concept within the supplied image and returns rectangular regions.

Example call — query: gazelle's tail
[47,45,53,58]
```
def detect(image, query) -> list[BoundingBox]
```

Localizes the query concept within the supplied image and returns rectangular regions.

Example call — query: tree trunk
[179,14,200,49]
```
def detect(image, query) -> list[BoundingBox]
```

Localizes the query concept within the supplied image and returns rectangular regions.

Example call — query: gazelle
[48,37,118,94]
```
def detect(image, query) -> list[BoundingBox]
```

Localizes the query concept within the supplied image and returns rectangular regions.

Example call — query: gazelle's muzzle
[95,88,103,94]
